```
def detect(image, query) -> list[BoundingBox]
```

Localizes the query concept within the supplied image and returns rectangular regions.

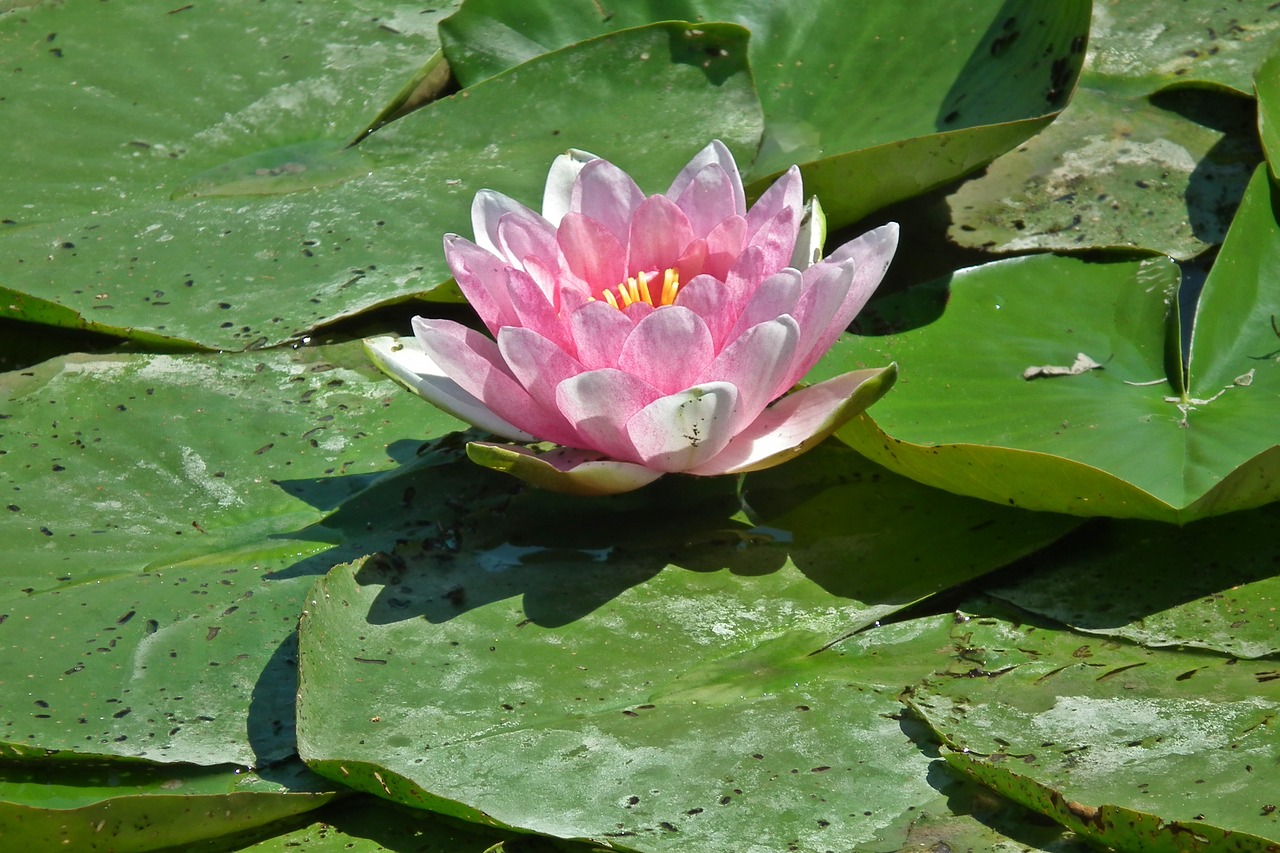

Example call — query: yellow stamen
[597,267,682,311]
[636,273,653,306]
[660,268,679,306]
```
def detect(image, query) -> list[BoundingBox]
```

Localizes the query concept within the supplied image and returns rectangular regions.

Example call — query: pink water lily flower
[366,141,898,495]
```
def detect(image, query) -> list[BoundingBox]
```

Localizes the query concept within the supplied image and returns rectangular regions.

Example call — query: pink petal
[542,148,598,226]
[617,306,715,395]
[688,366,897,476]
[554,368,659,462]
[673,273,735,350]
[725,268,803,342]
[627,381,739,472]
[673,236,709,280]
[557,212,626,292]
[673,163,742,238]
[412,317,579,447]
[667,140,745,217]
[466,442,662,496]
[701,215,746,281]
[365,335,534,442]
[442,235,518,334]
[787,222,899,383]
[781,259,855,392]
[496,208,558,271]
[744,203,801,281]
[521,253,570,304]
[623,301,654,323]
[497,326,585,411]
[569,300,634,369]
[722,245,770,314]
[697,315,800,431]
[505,267,573,352]
[572,158,645,243]
[471,190,534,258]
[745,165,802,243]
[626,195,694,277]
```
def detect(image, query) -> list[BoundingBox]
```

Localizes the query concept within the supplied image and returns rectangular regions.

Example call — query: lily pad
[0,341,463,765]
[907,603,1280,851]
[439,0,1091,225]
[988,503,1280,659]
[1085,0,1280,96]
[0,6,761,349]
[294,441,1077,851]
[820,165,1280,522]
[0,758,336,852]
[947,85,1260,260]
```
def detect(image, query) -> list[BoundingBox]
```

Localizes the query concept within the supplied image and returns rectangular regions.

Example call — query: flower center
[595,268,681,311]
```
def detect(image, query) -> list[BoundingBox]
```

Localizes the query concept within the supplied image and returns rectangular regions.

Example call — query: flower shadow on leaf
[269,431,788,628]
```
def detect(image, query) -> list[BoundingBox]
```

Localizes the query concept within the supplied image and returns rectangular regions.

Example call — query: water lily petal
[572,157,645,243]
[722,245,769,312]
[365,335,534,442]
[673,273,734,350]
[506,267,573,352]
[794,222,899,374]
[442,235,518,334]
[779,259,856,394]
[626,194,694,278]
[555,368,659,462]
[689,365,898,476]
[497,326,585,412]
[542,148,597,226]
[618,306,715,395]
[745,203,801,281]
[496,208,558,271]
[667,140,744,218]
[697,315,800,431]
[557,212,626,293]
[674,163,742,238]
[569,300,634,370]
[726,268,803,341]
[467,442,662,496]
[745,165,802,243]
[701,215,746,281]
[471,189,532,258]
[627,381,739,472]
[412,317,579,447]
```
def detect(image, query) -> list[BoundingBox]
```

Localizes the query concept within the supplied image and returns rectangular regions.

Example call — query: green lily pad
[820,166,1280,522]
[1257,38,1280,175]
[0,5,761,349]
[439,0,1091,225]
[907,603,1280,851]
[1085,0,1280,96]
[294,441,1077,851]
[0,341,464,765]
[947,85,1261,260]
[237,795,529,852]
[0,758,336,852]
[988,504,1280,659]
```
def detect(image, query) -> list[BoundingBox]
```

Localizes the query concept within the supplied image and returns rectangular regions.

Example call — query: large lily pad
[989,503,1280,659]
[439,0,1091,225]
[0,5,761,349]
[907,603,1280,851]
[0,759,336,852]
[1085,0,1280,96]
[294,441,1077,851]
[819,165,1280,523]
[947,85,1260,260]
[0,341,463,765]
